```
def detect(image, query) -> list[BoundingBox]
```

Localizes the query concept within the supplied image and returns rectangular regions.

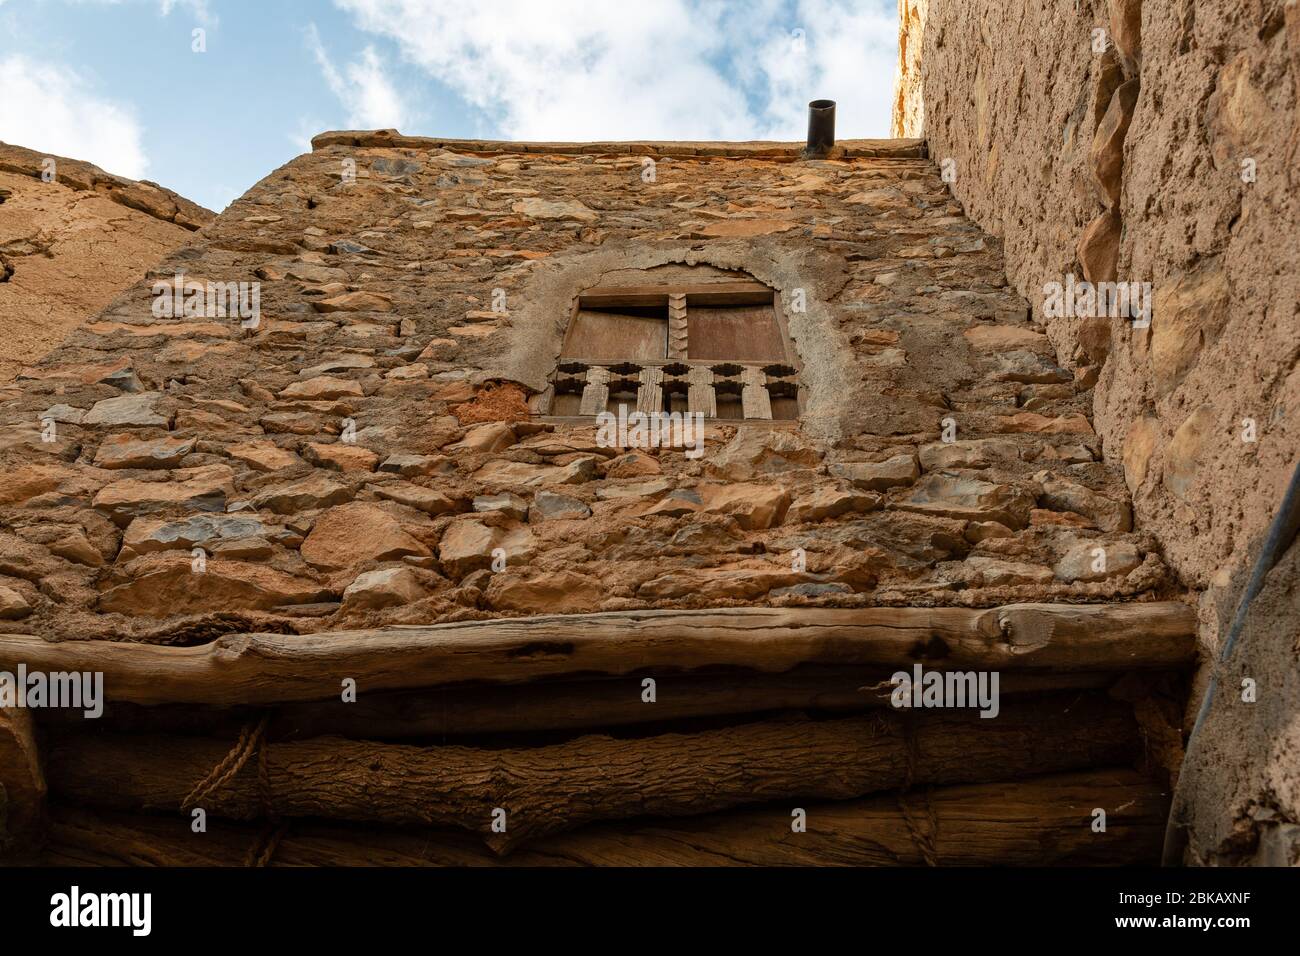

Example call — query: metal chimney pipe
[805,99,836,158]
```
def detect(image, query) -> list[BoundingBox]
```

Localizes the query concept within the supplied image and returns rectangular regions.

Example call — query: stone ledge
[310,128,928,160]
[0,141,215,231]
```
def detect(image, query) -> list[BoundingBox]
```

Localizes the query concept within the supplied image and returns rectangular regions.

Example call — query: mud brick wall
[0,131,1165,649]
[894,0,1300,863]
[0,142,214,382]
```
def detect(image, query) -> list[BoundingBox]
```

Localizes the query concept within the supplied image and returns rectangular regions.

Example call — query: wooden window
[686,303,786,362]
[562,303,669,363]
[544,279,802,422]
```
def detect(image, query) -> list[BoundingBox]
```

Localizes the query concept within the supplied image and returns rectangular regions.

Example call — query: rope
[900,711,921,792]
[257,729,277,821]
[896,790,940,867]
[179,712,288,867]
[894,714,939,865]
[244,821,289,868]
[180,714,270,811]
[245,725,288,867]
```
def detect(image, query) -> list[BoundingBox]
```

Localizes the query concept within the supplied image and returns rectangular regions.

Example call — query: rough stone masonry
[895,0,1300,865]
[0,125,1200,866]
[0,130,1171,643]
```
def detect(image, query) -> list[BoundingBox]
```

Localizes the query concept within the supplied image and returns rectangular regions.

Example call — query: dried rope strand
[179,713,270,811]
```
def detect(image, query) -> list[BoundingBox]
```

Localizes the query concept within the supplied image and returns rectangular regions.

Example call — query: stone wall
[0,131,1165,650]
[895,0,1300,863]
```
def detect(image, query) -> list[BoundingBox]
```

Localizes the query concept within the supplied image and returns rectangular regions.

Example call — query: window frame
[538,279,804,423]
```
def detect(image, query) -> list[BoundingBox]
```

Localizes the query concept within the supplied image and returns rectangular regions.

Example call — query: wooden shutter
[686,302,786,362]
[563,308,667,362]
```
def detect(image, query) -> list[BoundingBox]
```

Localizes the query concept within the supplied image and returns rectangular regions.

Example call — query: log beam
[37,668,1121,741]
[45,693,1138,851]
[0,704,46,851]
[270,669,1122,740]
[31,769,1166,867]
[0,603,1196,707]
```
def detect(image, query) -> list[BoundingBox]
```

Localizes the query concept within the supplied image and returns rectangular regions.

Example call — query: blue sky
[0,0,900,212]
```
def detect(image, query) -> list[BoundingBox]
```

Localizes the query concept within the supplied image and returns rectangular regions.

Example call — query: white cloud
[306,23,413,130]
[334,0,750,140]
[750,0,900,139]
[333,0,897,141]
[61,0,217,25]
[0,54,149,178]
[289,116,325,155]
[158,0,214,25]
